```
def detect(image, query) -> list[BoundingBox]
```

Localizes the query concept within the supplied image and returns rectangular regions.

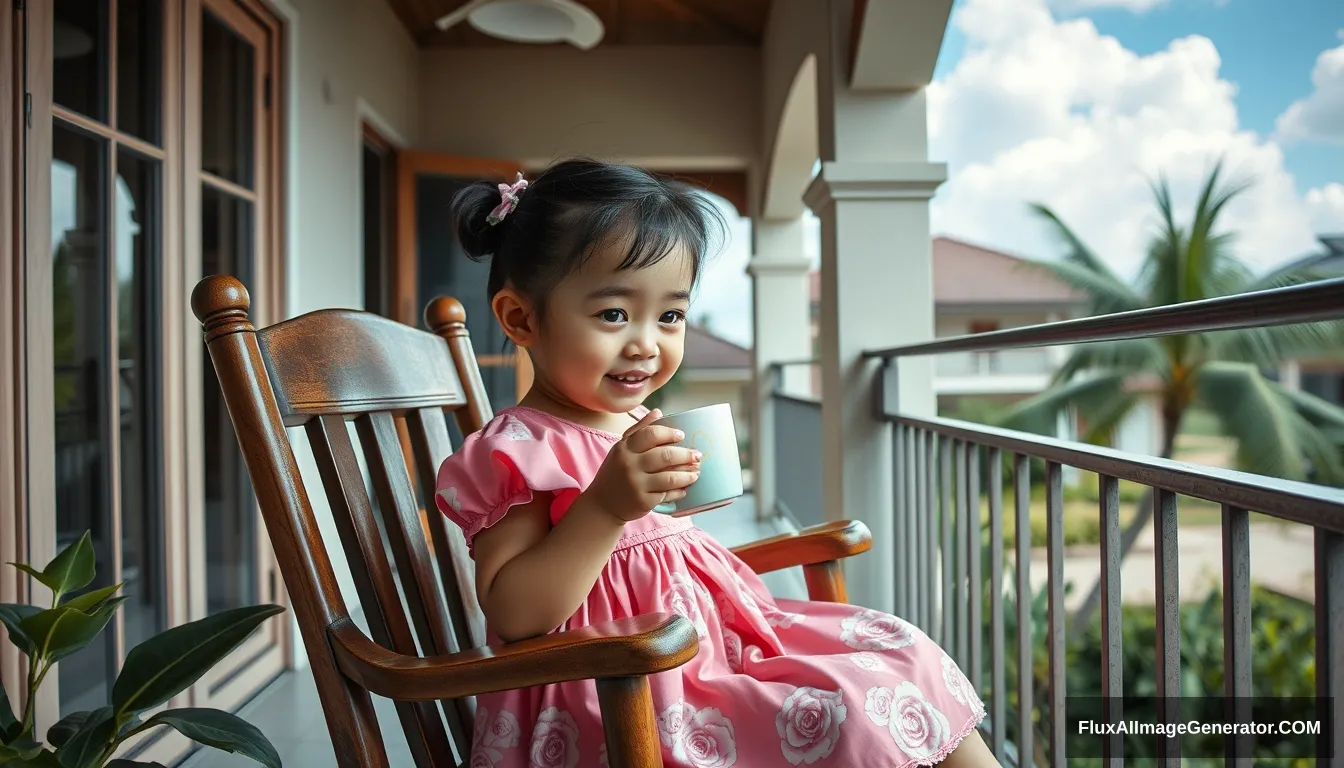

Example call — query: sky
[692,0,1344,350]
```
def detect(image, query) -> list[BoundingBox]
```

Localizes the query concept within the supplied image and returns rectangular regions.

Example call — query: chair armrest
[729,520,872,575]
[328,613,698,701]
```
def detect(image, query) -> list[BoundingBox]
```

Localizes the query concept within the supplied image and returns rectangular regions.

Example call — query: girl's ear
[491,287,538,348]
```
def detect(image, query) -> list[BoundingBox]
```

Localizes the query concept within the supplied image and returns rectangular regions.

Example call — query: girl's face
[526,237,694,416]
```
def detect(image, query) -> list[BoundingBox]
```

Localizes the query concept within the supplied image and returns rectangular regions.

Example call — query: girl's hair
[450,158,727,314]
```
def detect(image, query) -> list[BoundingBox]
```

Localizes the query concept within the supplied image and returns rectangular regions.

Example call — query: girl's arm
[471,492,625,642]
[470,410,701,642]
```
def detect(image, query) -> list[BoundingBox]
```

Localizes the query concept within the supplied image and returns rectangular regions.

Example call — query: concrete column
[804,0,945,613]
[748,217,813,521]
[1280,360,1302,392]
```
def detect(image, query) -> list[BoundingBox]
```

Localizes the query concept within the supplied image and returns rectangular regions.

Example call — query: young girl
[435,159,996,768]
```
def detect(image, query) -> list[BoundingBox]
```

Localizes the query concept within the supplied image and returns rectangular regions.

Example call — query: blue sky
[697,0,1344,348]
[933,0,1344,197]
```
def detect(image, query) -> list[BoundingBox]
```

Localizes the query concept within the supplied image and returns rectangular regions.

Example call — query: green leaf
[19,597,124,664]
[996,372,1129,437]
[56,706,115,768]
[0,605,42,657]
[1026,203,1144,314]
[1194,362,1344,482]
[106,761,168,768]
[14,532,95,598]
[0,733,43,764]
[1050,338,1165,385]
[143,709,280,768]
[46,711,94,749]
[60,584,124,614]
[1208,319,1344,369]
[0,681,16,741]
[113,605,285,717]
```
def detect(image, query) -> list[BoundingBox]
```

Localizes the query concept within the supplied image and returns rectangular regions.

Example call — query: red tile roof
[809,237,1083,306]
[683,323,751,369]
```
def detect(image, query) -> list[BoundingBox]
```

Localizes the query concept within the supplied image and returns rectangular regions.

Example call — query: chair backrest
[191,274,494,767]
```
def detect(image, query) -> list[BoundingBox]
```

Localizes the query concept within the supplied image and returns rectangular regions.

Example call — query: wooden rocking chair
[191,274,872,767]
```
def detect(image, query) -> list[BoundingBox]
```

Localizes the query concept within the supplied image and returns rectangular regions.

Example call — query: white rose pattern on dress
[886,681,952,761]
[941,653,974,706]
[499,415,534,441]
[864,686,895,727]
[658,699,738,768]
[731,572,760,613]
[598,743,607,767]
[764,605,803,629]
[528,707,580,768]
[848,652,885,672]
[775,687,847,765]
[658,700,692,748]
[471,707,523,767]
[839,608,917,652]
[437,486,462,514]
[470,707,500,768]
[662,572,710,639]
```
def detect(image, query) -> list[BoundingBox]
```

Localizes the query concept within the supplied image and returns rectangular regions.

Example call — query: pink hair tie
[486,172,528,225]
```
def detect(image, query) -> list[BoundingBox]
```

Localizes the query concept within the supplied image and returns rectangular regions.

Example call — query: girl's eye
[599,309,627,323]
[661,311,686,325]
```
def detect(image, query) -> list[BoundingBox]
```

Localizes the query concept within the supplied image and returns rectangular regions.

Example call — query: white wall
[271,0,421,667]
[417,46,758,169]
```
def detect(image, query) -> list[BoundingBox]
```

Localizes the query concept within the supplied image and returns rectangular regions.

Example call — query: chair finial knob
[192,274,251,324]
[425,296,467,335]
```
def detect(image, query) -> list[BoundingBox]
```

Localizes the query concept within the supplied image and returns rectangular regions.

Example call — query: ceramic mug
[650,403,744,516]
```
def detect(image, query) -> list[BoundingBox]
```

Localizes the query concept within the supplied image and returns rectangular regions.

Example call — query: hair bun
[451,181,506,260]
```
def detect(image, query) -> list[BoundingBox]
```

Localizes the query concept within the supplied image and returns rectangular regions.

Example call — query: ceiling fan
[434,0,605,50]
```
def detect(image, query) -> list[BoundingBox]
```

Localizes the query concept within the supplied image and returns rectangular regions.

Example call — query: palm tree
[998,160,1344,635]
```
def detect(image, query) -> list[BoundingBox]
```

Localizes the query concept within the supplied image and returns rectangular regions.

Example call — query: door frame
[392,150,523,328]
[0,0,31,721]
[181,0,290,717]
[392,150,534,396]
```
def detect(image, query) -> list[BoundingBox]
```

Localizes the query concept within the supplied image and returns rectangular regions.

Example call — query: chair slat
[356,412,456,657]
[406,407,487,651]
[405,406,484,752]
[306,414,455,765]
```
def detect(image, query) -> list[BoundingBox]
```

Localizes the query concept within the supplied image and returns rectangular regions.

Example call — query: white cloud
[1275,37,1344,144]
[1306,183,1344,234]
[691,195,754,348]
[927,0,1328,280]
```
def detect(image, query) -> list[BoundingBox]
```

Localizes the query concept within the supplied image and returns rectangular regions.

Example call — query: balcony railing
[770,277,1344,766]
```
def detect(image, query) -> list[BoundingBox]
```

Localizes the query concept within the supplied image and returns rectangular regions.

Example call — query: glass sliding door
[49,0,167,719]
[20,0,288,759]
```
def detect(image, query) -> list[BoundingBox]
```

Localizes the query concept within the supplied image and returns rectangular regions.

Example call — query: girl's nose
[625,330,659,359]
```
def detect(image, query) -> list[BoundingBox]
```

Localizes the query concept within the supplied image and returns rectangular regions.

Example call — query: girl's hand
[586,408,702,522]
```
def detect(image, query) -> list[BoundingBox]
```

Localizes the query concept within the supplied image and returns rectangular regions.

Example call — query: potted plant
[0,531,284,767]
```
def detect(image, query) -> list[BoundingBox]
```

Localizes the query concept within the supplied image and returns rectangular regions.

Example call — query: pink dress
[435,406,986,768]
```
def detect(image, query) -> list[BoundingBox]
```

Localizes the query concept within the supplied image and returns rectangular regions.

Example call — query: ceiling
[386,0,771,48]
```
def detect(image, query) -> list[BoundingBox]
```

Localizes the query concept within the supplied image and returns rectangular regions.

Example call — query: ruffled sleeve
[434,413,584,556]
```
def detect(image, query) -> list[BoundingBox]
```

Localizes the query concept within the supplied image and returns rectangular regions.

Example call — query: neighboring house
[808,236,1162,454]
[655,323,754,468]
